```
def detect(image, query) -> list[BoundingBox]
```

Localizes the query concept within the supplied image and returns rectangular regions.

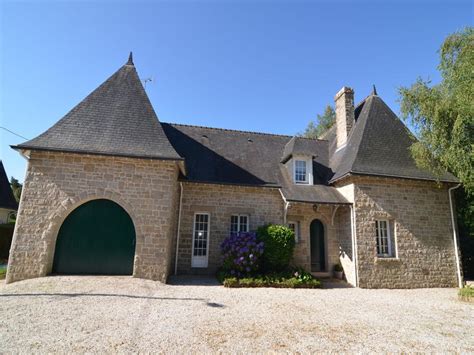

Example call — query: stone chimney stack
[334,86,355,149]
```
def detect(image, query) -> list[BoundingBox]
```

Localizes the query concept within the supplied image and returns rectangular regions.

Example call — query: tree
[399,27,474,278]
[398,27,473,195]
[10,177,22,202]
[300,105,335,139]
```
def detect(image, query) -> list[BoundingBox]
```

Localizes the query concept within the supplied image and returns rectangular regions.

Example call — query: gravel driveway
[0,276,472,353]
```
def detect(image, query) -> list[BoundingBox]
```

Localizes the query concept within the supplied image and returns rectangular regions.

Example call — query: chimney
[334,86,354,149]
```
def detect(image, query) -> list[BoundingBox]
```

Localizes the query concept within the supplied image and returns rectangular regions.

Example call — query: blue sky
[1,0,472,181]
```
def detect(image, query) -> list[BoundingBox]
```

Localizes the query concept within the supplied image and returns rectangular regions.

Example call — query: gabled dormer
[281,137,316,185]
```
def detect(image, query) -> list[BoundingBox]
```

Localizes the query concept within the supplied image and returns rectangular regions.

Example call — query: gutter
[279,189,290,224]
[448,184,463,288]
[174,182,184,275]
[350,204,359,287]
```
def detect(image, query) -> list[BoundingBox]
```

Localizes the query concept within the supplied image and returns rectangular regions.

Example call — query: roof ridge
[164,122,325,141]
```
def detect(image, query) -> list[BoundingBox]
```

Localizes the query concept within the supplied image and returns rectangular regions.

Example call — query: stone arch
[43,189,140,275]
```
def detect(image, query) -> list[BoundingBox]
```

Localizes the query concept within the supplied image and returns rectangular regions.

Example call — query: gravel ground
[0,276,472,353]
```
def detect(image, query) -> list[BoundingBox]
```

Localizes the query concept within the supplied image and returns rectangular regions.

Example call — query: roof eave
[178,178,281,189]
[285,198,351,205]
[11,145,184,162]
[329,171,460,185]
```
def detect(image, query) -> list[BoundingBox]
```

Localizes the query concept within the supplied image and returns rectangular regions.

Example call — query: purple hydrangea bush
[220,232,264,277]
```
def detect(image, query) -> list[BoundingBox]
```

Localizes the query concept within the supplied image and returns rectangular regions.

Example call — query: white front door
[191,213,210,268]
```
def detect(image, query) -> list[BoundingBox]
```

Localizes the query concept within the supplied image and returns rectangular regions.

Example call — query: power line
[0,126,29,140]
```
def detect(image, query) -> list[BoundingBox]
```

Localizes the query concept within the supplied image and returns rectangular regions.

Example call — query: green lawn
[0,265,7,280]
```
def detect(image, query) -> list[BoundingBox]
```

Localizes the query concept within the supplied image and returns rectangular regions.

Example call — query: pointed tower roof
[0,160,18,210]
[330,95,458,183]
[13,55,181,161]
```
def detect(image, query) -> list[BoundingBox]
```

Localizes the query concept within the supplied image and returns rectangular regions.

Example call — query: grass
[0,264,7,280]
[458,285,474,302]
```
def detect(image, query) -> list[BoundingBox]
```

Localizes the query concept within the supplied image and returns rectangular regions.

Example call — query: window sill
[375,257,400,263]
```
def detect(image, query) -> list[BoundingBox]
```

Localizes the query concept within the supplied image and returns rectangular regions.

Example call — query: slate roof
[281,136,327,163]
[11,55,457,204]
[162,123,349,204]
[12,54,181,161]
[0,160,18,210]
[328,94,459,183]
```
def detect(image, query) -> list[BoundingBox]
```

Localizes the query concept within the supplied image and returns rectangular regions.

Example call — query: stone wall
[351,176,458,288]
[287,203,351,278]
[176,183,283,274]
[334,206,356,286]
[6,151,179,283]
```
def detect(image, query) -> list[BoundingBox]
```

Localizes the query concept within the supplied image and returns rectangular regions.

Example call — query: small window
[294,160,308,184]
[230,214,249,233]
[375,220,395,257]
[288,221,300,243]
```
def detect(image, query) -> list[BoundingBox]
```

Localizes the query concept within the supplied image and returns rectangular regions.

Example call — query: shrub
[222,270,322,289]
[220,232,264,277]
[0,223,14,260]
[458,285,474,303]
[257,224,295,272]
[334,263,343,272]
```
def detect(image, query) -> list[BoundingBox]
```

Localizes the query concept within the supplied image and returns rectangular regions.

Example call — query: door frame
[191,212,210,268]
[309,218,327,272]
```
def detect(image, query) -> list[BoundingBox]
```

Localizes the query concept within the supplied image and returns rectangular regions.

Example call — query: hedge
[0,223,15,261]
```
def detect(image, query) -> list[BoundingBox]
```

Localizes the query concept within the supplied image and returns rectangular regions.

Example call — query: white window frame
[287,221,300,243]
[375,219,393,258]
[293,157,313,185]
[230,214,249,233]
[191,212,210,268]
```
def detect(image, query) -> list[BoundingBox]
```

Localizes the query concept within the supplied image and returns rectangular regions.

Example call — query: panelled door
[310,219,326,272]
[52,199,136,275]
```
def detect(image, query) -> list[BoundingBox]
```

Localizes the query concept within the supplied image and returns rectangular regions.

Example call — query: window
[375,219,394,257]
[192,213,210,267]
[294,160,307,183]
[288,221,300,243]
[230,214,249,233]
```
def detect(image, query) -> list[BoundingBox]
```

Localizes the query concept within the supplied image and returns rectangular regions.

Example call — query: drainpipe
[448,184,463,288]
[279,189,289,224]
[174,182,184,276]
[350,204,359,287]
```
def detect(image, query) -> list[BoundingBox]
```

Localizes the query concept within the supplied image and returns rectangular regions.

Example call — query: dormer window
[294,160,308,184]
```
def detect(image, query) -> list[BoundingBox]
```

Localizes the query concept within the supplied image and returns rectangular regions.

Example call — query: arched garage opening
[53,199,136,275]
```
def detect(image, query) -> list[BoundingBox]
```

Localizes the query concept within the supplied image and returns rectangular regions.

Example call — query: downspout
[448,184,463,288]
[174,182,184,275]
[279,189,289,224]
[350,204,359,287]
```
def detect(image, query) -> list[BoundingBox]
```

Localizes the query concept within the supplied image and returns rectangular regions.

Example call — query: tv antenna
[142,77,154,89]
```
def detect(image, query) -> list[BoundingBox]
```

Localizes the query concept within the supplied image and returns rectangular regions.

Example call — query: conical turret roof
[13,54,181,160]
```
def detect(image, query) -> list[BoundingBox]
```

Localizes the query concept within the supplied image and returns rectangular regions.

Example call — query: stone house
[0,160,18,224]
[6,54,463,288]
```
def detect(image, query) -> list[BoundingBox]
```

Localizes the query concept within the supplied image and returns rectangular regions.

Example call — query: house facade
[0,160,18,224]
[6,55,463,288]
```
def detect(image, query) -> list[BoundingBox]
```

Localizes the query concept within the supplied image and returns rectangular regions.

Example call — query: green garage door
[53,199,136,275]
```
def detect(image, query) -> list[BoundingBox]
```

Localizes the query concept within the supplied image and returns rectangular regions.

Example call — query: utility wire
[0,126,29,140]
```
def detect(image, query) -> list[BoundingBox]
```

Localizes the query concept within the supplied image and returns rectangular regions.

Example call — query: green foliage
[300,105,336,139]
[458,285,474,303]
[334,263,343,272]
[221,270,321,289]
[0,224,14,260]
[456,187,474,278]
[257,224,295,272]
[10,177,22,202]
[398,27,474,195]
